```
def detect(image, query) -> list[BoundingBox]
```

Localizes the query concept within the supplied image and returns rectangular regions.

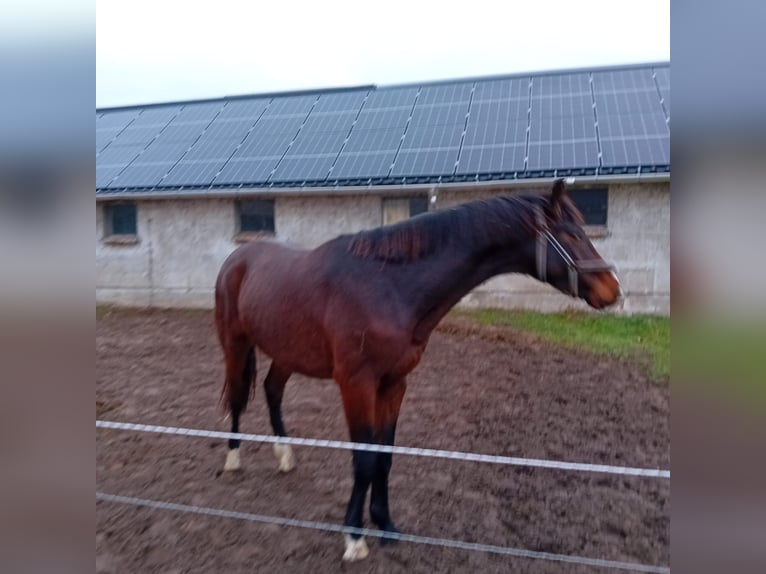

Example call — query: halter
[535,207,617,298]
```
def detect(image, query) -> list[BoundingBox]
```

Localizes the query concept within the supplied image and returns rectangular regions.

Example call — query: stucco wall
[96,182,669,314]
[97,195,382,308]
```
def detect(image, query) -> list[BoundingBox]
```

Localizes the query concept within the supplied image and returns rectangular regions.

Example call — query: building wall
[97,195,382,308]
[96,182,669,314]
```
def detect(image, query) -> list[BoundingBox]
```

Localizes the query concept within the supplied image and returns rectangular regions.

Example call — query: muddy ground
[96,308,669,573]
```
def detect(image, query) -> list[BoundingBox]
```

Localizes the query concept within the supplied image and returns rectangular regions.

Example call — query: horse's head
[534,179,621,310]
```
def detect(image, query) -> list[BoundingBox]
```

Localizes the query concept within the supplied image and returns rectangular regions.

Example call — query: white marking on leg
[224,448,241,471]
[273,443,296,473]
[342,535,369,562]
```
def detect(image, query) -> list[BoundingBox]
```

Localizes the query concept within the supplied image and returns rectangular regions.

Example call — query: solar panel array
[97,63,669,192]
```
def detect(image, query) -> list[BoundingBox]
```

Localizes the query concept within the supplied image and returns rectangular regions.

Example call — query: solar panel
[535,73,591,96]
[600,136,669,167]
[96,143,146,165]
[531,93,593,120]
[390,149,460,177]
[97,128,123,152]
[342,128,403,153]
[354,108,411,130]
[96,63,670,190]
[96,165,127,188]
[529,115,598,142]
[365,87,419,109]
[472,78,528,102]
[181,138,242,162]
[286,131,347,155]
[250,114,307,135]
[654,68,671,117]
[176,102,225,122]
[463,98,528,151]
[594,90,664,115]
[214,157,280,184]
[131,106,181,126]
[106,162,176,188]
[266,95,317,115]
[527,72,599,172]
[134,142,190,164]
[150,123,208,145]
[312,90,368,113]
[527,140,600,171]
[192,122,252,144]
[417,82,473,105]
[330,151,395,179]
[97,110,139,129]
[598,113,668,139]
[400,125,462,150]
[592,69,656,92]
[216,99,270,121]
[470,99,527,124]
[456,144,525,175]
[236,134,296,158]
[409,103,469,127]
[592,68,669,168]
[162,160,227,187]
[654,67,670,90]
[659,90,670,116]
[300,111,358,133]
[270,155,336,182]
[463,119,526,147]
[109,125,163,147]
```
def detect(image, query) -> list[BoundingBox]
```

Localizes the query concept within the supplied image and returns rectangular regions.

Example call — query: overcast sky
[97,0,669,108]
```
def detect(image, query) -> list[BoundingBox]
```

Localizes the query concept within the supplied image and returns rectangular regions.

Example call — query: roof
[96,62,670,196]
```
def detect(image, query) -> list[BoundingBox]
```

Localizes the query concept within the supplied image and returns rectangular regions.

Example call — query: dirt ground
[96,308,669,574]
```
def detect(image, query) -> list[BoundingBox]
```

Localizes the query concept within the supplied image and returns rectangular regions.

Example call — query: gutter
[95,172,670,202]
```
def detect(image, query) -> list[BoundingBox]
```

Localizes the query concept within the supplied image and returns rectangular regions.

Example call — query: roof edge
[96,83,377,113]
[95,172,670,201]
[381,60,670,90]
[97,60,670,113]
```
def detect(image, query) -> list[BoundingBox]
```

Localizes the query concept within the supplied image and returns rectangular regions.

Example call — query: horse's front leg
[338,373,378,562]
[370,376,407,543]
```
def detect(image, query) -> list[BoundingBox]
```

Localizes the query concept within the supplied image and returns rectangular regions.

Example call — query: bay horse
[214,179,620,561]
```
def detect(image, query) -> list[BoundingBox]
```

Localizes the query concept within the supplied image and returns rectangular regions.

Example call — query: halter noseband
[535,207,616,299]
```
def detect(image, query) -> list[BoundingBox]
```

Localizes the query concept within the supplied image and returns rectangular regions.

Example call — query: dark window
[409,196,429,217]
[238,199,275,233]
[105,202,137,236]
[569,187,608,226]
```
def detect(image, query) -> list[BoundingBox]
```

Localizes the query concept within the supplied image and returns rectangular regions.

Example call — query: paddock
[96,308,669,573]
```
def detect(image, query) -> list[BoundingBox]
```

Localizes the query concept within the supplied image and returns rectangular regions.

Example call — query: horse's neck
[410,233,535,342]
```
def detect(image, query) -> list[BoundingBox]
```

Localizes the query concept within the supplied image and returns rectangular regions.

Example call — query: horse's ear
[547,178,568,221]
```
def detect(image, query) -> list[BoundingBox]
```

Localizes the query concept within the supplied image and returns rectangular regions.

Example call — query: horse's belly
[251,324,334,379]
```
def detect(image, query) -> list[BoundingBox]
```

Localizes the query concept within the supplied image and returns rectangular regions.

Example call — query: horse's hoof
[342,535,369,562]
[273,443,296,473]
[223,448,241,471]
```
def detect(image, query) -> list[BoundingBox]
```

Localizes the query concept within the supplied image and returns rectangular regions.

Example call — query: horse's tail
[215,252,256,414]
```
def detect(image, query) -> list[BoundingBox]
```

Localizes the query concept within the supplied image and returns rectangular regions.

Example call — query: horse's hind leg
[222,337,255,472]
[263,363,295,472]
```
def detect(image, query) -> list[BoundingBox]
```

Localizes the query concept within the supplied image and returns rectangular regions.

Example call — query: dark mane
[348,195,539,263]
